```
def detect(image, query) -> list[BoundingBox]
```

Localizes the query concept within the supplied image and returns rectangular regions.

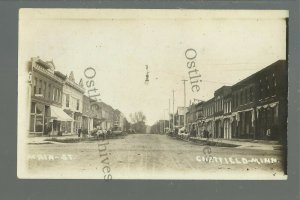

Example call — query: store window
[29,102,44,133]
[35,115,44,132]
[30,115,35,132]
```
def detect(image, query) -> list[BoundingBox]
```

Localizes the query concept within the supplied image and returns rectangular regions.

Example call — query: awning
[50,106,73,121]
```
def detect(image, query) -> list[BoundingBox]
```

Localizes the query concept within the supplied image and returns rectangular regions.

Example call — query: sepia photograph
[18,9,288,179]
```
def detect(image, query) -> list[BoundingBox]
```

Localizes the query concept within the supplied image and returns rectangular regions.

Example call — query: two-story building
[186,103,197,133]
[213,86,231,138]
[231,60,287,141]
[28,57,73,136]
[195,101,205,136]
[203,97,215,137]
[62,71,85,134]
[174,107,188,128]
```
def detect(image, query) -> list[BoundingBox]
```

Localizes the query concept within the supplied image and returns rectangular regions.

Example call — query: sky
[19,9,288,125]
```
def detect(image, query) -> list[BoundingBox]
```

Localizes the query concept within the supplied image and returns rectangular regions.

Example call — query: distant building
[113,109,125,130]
[96,102,114,130]
[175,107,188,128]
[186,103,197,133]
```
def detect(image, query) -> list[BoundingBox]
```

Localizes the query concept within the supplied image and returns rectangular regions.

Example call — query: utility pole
[163,109,165,134]
[182,79,187,128]
[168,98,171,129]
[172,90,175,130]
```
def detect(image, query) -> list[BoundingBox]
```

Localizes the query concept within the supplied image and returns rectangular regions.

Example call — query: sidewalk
[188,137,282,151]
[27,134,79,144]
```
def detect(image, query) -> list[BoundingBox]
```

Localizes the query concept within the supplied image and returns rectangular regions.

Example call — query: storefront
[214,116,223,138]
[30,102,46,136]
[223,117,232,139]
[49,105,73,136]
[204,118,214,138]
[256,102,279,140]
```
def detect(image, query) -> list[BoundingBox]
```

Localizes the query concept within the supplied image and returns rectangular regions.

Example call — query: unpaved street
[26,134,285,179]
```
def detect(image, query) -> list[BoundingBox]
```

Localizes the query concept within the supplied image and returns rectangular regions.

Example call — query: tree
[129,111,146,123]
[129,111,147,133]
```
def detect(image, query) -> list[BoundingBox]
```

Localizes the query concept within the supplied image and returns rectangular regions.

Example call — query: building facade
[231,60,287,141]
[186,60,287,142]
[62,72,85,134]
[202,97,215,137]
[28,57,73,136]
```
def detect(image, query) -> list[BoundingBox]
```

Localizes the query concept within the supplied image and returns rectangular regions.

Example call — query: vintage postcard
[18,9,288,179]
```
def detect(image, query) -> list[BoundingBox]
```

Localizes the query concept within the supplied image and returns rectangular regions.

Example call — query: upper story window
[273,73,277,87]
[52,88,55,101]
[245,89,248,104]
[48,84,51,100]
[272,73,277,95]
[249,87,253,102]
[76,99,80,110]
[240,91,243,105]
[39,80,42,94]
[66,94,70,108]
[43,81,47,98]
[33,78,37,94]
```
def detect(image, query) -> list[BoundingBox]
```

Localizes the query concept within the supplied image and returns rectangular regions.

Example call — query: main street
[26,134,285,179]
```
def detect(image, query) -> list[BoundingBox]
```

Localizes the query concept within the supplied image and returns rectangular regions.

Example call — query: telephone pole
[168,98,171,129]
[172,90,175,130]
[182,79,187,128]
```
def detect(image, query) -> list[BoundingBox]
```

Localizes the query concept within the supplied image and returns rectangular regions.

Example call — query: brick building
[28,57,73,136]
[231,60,287,141]
[189,60,287,142]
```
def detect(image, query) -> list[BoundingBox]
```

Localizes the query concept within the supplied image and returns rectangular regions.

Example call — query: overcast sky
[19,9,287,125]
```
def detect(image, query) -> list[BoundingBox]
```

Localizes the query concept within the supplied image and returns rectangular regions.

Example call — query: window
[221,99,223,110]
[59,90,61,103]
[273,75,277,87]
[56,88,59,102]
[240,91,243,105]
[249,87,253,102]
[48,84,51,99]
[31,102,36,113]
[245,89,248,104]
[43,82,47,98]
[76,100,79,110]
[33,78,37,94]
[66,94,70,107]
[52,88,55,101]
[29,103,44,133]
[39,80,42,94]
[272,73,277,95]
